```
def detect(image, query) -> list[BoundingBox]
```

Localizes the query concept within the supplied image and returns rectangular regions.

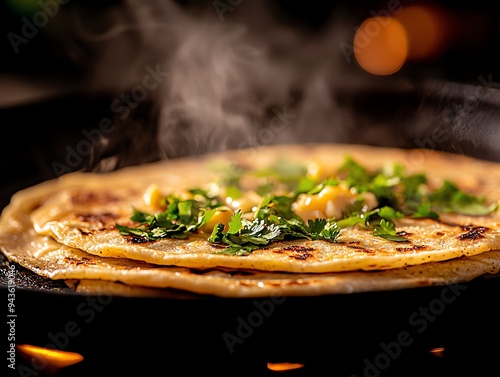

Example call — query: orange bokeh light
[395,5,449,60]
[354,16,408,76]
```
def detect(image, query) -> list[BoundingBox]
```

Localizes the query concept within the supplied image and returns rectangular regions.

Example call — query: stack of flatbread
[1,143,500,298]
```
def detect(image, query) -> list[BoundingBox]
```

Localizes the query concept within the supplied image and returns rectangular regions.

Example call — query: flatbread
[1,192,499,297]
[1,143,500,297]
[25,143,500,272]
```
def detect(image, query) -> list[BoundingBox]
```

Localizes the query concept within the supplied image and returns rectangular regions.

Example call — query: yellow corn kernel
[142,184,164,210]
[306,162,336,182]
[199,206,234,233]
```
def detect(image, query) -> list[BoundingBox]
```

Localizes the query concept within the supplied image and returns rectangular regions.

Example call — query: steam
[405,80,500,161]
[156,19,275,158]
[54,0,500,172]
[60,0,361,169]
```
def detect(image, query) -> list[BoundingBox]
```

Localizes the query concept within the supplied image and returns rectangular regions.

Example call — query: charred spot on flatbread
[458,226,489,240]
[274,246,315,260]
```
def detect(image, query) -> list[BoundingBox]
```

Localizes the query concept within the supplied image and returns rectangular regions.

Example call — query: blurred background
[2,0,500,209]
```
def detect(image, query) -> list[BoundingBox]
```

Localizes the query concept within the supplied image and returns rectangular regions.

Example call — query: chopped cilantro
[116,191,222,241]
[428,180,498,215]
[117,154,497,253]
[337,155,374,188]
[411,200,439,219]
[372,219,408,242]
[208,208,340,256]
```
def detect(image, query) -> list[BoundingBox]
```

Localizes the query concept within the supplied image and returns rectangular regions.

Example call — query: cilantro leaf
[307,219,340,241]
[210,216,285,256]
[337,155,374,188]
[117,190,224,241]
[378,206,403,220]
[429,181,498,216]
[372,219,409,242]
[227,210,243,234]
[412,200,439,219]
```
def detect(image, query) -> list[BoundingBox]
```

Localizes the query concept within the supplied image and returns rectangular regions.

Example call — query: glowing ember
[17,344,84,368]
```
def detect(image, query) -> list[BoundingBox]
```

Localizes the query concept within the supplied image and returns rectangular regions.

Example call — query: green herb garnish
[116,191,223,241]
[428,180,498,215]
[208,208,340,256]
[117,155,497,254]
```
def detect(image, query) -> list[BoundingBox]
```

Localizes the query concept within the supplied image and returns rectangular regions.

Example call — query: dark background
[2,0,500,210]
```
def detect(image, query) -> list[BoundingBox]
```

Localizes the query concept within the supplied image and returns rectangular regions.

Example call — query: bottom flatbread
[63,279,204,299]
[1,197,500,298]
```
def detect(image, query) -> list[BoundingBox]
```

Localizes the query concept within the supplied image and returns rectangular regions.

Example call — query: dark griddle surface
[0,249,71,293]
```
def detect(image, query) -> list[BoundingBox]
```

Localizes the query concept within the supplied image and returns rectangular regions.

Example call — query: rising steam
[60,0,360,170]
[55,0,500,172]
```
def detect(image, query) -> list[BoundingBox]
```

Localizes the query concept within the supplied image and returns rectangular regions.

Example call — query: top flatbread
[16,143,500,273]
[1,183,500,297]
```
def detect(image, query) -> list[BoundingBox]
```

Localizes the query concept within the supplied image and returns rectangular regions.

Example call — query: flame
[429,347,445,358]
[17,344,84,368]
[354,16,408,76]
[267,362,305,371]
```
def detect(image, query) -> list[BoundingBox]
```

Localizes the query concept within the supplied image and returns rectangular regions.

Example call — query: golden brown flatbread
[1,143,500,297]
[1,195,500,297]
[26,143,500,272]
